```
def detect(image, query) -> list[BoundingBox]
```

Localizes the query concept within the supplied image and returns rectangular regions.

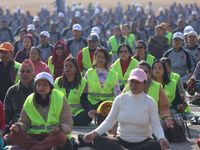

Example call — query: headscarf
[51,40,69,66]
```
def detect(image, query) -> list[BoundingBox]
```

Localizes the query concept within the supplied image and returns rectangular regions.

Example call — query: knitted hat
[20,59,35,71]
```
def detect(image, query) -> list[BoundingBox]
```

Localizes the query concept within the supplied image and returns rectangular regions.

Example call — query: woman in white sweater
[83,68,169,150]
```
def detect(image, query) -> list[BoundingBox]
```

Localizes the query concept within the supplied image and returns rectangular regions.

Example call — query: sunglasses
[20,70,32,74]
[55,47,64,51]
[119,50,128,54]
[135,46,144,49]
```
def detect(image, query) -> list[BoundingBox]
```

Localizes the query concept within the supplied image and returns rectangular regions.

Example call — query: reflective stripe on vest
[14,61,21,84]
[128,34,135,48]
[170,72,180,84]
[146,54,155,67]
[82,46,95,75]
[54,77,86,116]
[164,79,176,106]
[24,89,63,134]
[47,56,55,78]
[165,32,172,45]
[112,58,138,86]
[87,68,118,104]
[109,36,127,55]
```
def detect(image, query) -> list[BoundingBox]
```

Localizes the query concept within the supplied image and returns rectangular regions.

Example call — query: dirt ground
[0,0,200,16]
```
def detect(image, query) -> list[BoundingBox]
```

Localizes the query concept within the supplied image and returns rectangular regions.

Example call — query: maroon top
[0,101,5,133]
[120,58,132,76]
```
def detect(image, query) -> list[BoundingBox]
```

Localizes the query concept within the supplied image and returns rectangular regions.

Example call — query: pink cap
[128,68,147,82]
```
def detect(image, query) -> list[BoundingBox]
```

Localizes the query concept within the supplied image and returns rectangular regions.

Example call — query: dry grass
[1,0,200,16]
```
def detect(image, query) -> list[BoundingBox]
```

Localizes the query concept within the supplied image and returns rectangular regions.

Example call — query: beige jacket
[15,94,73,135]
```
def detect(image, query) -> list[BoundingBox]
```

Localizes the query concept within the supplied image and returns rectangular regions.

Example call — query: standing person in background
[8,10,20,34]
[102,8,109,25]
[49,23,61,45]
[145,2,156,16]
[14,18,28,37]
[122,24,136,53]
[27,24,40,46]
[94,16,107,41]
[0,101,5,150]
[108,26,127,63]
[157,7,167,24]
[84,20,94,38]
[112,44,138,90]
[54,56,95,126]
[147,25,169,59]
[29,47,52,76]
[33,16,43,35]
[82,10,90,29]
[3,7,13,23]
[160,23,173,48]
[130,21,139,41]
[50,8,57,23]
[47,41,69,79]
[13,28,27,57]
[105,14,118,38]
[25,11,33,25]
[42,17,51,31]
[91,27,107,48]
[173,19,185,34]
[14,34,34,63]
[188,11,200,35]
[84,48,121,110]
[56,12,67,33]
[137,19,150,42]
[133,40,155,67]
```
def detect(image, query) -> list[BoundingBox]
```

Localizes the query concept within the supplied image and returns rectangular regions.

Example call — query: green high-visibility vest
[146,54,155,67]
[87,68,118,104]
[165,32,172,45]
[24,89,70,137]
[109,35,127,55]
[112,58,138,86]
[54,77,86,116]
[82,46,95,75]
[14,61,21,84]
[47,56,55,78]
[170,72,180,84]
[128,34,135,48]
[164,79,176,107]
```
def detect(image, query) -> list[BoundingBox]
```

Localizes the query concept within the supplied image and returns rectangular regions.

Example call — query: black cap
[87,34,99,42]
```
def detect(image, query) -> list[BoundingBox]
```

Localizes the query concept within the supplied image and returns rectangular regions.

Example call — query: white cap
[96,2,100,6]
[81,5,85,9]
[103,8,107,12]
[91,27,100,34]
[172,32,184,40]
[43,5,47,10]
[13,10,18,14]
[71,6,76,12]
[190,2,194,5]
[95,8,100,14]
[20,10,25,15]
[72,24,82,31]
[27,24,35,31]
[183,26,194,35]
[41,5,44,9]
[136,7,142,12]
[58,12,64,17]
[131,2,135,6]
[159,7,163,12]
[65,3,69,7]
[75,11,81,17]
[90,33,100,40]
[53,7,57,11]
[6,7,10,10]
[72,1,76,5]
[84,10,89,14]
[39,31,50,38]
[192,11,197,15]
[187,31,198,38]
[138,3,142,7]
[65,8,68,13]
[33,16,40,22]
[17,6,21,10]
[35,72,54,86]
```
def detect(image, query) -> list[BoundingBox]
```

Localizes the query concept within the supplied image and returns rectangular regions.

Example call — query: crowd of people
[1,0,200,149]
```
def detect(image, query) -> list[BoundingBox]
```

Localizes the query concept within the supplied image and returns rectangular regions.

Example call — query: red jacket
[0,101,5,133]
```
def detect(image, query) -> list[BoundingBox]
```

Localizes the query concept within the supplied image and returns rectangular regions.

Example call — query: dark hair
[155,25,163,30]
[58,55,82,89]
[92,48,110,69]
[152,60,170,84]
[19,28,28,34]
[136,60,152,73]
[30,46,42,56]
[34,81,54,107]
[117,43,132,55]
[113,26,125,43]
[1,20,7,23]
[167,24,173,28]
[122,24,130,30]
[160,57,171,67]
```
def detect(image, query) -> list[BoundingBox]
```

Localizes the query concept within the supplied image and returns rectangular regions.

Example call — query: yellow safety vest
[165,32,172,45]
[82,46,95,75]
[54,77,86,116]
[164,79,176,107]
[24,89,64,134]
[170,72,180,84]
[47,56,55,78]
[146,54,155,67]
[14,61,21,84]
[112,58,138,86]
[109,35,127,55]
[87,68,118,104]
[128,34,135,49]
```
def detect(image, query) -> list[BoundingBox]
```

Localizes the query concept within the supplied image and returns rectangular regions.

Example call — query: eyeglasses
[135,46,144,49]
[119,50,128,54]
[55,47,64,51]
[20,69,32,74]
[173,39,183,43]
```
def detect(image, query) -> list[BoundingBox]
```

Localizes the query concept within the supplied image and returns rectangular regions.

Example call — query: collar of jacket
[186,43,199,50]
[17,79,35,90]
[74,37,82,42]
[41,43,50,48]
[173,46,183,52]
